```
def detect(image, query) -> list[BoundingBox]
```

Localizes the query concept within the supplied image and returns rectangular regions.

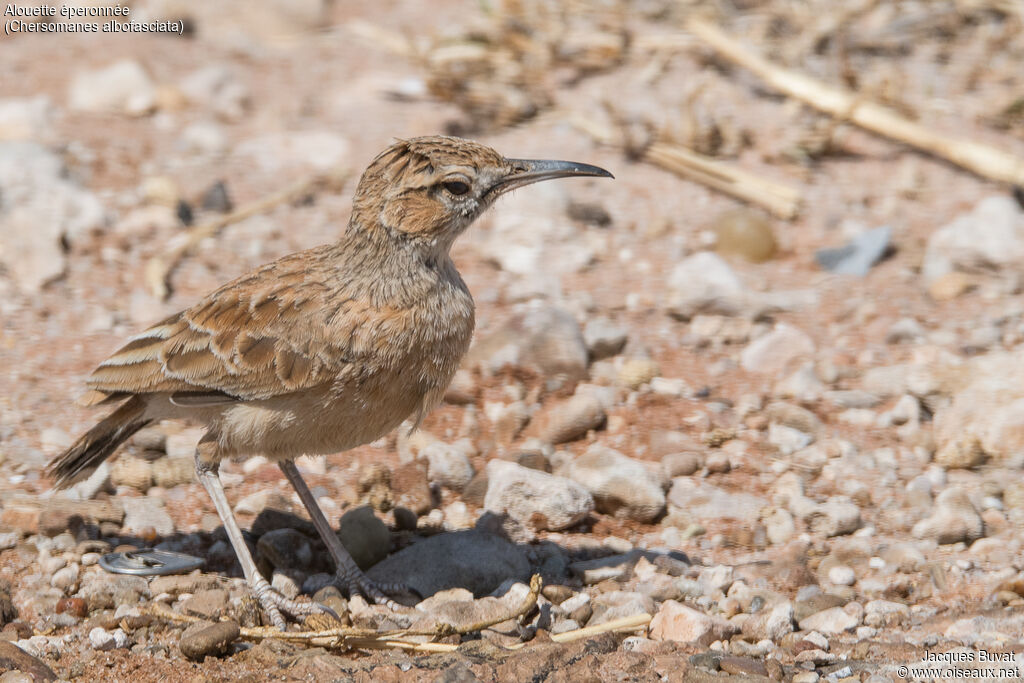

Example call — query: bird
[46,135,613,629]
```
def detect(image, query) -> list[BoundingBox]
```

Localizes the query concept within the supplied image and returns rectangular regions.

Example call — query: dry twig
[687,17,1024,187]
[144,167,350,300]
[570,114,801,219]
[148,574,543,653]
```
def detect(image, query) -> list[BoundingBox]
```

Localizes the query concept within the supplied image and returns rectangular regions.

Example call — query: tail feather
[47,396,150,488]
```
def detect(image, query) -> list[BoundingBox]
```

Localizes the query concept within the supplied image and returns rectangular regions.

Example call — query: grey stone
[420,440,475,490]
[483,460,593,531]
[563,445,665,522]
[532,392,606,444]
[121,496,175,537]
[338,506,391,570]
[667,478,768,524]
[467,304,589,380]
[0,142,105,292]
[923,196,1024,283]
[815,226,891,276]
[797,606,860,633]
[913,487,984,544]
[583,318,628,360]
[68,60,156,114]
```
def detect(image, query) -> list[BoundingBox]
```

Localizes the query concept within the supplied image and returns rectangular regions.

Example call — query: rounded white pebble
[828,565,856,586]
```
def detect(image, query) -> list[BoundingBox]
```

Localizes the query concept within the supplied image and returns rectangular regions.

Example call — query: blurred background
[3,0,1024,675]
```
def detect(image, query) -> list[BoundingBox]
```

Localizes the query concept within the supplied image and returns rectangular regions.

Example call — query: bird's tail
[47,396,150,488]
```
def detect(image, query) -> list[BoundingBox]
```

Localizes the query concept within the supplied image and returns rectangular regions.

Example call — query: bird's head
[351,135,613,256]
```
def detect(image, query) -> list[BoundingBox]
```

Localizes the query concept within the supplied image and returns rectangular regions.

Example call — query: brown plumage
[47,135,612,628]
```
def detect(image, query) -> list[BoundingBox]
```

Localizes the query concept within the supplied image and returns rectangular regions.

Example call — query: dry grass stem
[571,114,801,219]
[687,17,1024,187]
[147,574,543,653]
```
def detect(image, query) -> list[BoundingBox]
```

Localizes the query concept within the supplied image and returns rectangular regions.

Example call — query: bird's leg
[278,459,410,610]
[194,451,338,629]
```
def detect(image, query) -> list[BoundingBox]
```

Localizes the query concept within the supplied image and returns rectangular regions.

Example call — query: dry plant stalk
[144,167,350,300]
[687,17,1024,187]
[147,575,650,653]
[570,114,801,219]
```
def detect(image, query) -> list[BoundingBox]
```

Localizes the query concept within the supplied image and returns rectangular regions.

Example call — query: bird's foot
[252,576,339,630]
[336,569,418,611]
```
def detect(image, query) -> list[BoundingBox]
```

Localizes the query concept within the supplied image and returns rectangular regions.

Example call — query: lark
[47,136,612,628]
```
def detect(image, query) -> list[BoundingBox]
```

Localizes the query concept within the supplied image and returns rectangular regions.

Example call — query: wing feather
[86,246,367,403]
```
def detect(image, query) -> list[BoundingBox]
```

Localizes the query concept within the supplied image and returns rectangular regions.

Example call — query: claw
[252,576,337,630]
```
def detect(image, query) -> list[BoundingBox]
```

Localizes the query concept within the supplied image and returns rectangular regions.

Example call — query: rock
[121,496,175,537]
[806,497,861,537]
[932,349,1024,464]
[719,656,769,677]
[237,130,348,174]
[864,599,910,627]
[768,423,814,455]
[467,304,588,380]
[763,508,796,545]
[583,318,628,360]
[181,589,230,620]
[617,357,660,390]
[149,572,223,596]
[483,460,593,531]
[0,142,105,292]
[180,65,250,121]
[88,626,128,651]
[79,573,148,611]
[649,600,738,645]
[181,122,229,157]
[419,440,475,490]
[815,226,891,276]
[50,564,79,593]
[68,60,156,115]
[367,530,529,598]
[589,591,656,626]
[667,478,768,524]
[797,606,860,633]
[110,455,154,491]
[152,457,195,489]
[934,438,986,469]
[257,528,314,571]
[886,317,925,344]
[741,601,794,641]
[661,452,702,478]
[794,590,847,622]
[563,445,665,522]
[828,565,856,586]
[923,196,1024,282]
[913,487,984,544]
[741,324,815,375]
[666,252,746,319]
[337,506,391,570]
[713,208,777,263]
[532,392,606,444]
[929,271,974,301]
[569,550,645,585]
[0,96,53,142]
[179,620,240,661]
[0,641,57,681]
[391,460,433,515]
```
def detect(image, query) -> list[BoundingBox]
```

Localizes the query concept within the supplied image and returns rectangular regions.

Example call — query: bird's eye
[443,181,470,196]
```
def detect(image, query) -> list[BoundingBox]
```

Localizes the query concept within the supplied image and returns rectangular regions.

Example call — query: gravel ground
[3,1,1024,681]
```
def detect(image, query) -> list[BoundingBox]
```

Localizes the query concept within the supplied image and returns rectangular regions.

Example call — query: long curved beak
[488,158,614,196]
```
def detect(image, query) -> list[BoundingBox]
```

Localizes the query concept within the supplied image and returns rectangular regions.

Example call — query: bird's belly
[212,373,431,460]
